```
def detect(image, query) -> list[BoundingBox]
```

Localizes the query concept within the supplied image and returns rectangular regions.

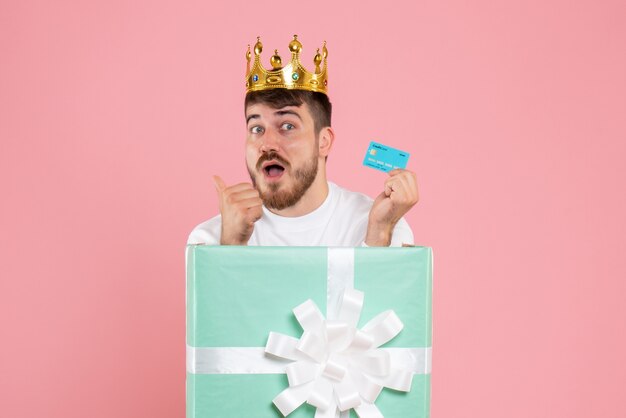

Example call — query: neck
[269,161,329,217]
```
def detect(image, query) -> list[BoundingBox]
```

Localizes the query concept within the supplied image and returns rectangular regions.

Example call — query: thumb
[212,175,226,195]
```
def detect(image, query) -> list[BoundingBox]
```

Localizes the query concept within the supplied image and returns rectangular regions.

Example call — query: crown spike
[254,37,262,55]
[270,49,282,69]
[314,48,322,73]
[289,35,302,54]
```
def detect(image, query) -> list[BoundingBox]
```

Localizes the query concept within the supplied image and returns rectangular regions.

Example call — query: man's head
[244,88,334,211]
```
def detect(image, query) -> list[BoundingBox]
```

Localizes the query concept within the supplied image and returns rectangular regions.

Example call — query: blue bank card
[362,141,410,172]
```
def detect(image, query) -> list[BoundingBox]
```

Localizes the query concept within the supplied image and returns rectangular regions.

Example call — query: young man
[188,36,419,247]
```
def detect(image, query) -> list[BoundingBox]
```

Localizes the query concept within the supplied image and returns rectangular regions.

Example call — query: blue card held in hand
[362,141,410,172]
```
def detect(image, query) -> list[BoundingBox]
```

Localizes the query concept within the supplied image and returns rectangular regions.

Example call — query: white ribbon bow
[265,288,414,418]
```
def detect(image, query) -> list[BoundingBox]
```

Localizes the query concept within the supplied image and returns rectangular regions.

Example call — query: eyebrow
[275,109,302,121]
[245,108,303,125]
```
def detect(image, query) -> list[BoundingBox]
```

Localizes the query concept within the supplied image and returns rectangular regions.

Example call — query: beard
[248,151,319,211]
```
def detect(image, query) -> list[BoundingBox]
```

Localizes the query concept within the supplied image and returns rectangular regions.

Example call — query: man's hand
[365,169,419,246]
[213,175,263,245]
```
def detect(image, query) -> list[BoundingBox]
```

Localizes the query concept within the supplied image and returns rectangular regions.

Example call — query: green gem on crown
[292,72,299,81]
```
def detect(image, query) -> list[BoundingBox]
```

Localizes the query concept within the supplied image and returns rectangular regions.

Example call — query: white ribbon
[266,287,416,418]
[187,346,431,375]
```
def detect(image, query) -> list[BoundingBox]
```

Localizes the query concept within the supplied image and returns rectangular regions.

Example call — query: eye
[250,125,264,134]
[281,122,295,131]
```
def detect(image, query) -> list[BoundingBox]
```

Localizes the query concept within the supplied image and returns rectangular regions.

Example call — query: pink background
[1,0,625,417]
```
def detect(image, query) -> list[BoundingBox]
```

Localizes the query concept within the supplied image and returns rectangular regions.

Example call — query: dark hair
[245,89,332,136]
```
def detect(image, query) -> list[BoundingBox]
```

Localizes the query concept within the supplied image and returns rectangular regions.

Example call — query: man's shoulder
[329,182,374,209]
[187,215,222,245]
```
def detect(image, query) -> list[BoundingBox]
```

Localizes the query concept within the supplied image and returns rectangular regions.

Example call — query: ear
[318,127,335,158]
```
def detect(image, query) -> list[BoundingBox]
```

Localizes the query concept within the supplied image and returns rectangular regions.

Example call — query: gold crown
[245,35,328,95]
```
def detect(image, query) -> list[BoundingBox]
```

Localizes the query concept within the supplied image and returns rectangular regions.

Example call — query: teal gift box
[186,246,433,418]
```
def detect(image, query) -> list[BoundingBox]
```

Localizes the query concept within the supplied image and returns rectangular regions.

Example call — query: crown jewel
[245,35,328,95]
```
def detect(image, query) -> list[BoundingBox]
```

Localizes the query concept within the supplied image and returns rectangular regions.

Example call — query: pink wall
[1,0,625,417]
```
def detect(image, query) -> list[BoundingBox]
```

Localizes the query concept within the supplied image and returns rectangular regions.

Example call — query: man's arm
[365,169,419,247]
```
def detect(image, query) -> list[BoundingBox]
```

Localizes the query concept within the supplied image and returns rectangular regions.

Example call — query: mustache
[256,151,290,171]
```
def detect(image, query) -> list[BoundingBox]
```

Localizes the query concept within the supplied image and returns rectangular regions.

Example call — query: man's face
[245,101,320,210]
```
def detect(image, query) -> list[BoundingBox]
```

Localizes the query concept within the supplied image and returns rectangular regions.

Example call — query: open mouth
[262,161,285,179]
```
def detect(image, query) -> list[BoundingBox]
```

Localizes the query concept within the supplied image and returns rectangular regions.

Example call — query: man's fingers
[383,169,419,203]
[404,171,419,202]
[384,174,399,196]
[384,169,406,196]
[384,180,393,197]
[237,197,263,209]
[394,175,412,202]
[214,177,258,197]
[396,170,418,202]
[223,182,257,194]
[224,188,260,203]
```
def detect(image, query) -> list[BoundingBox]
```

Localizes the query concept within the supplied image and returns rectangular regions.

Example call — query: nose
[259,127,280,154]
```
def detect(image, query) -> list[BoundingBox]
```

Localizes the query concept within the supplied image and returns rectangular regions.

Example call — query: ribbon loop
[325,320,353,352]
[296,331,327,363]
[346,330,374,352]
[350,368,383,404]
[322,354,347,381]
[286,361,319,387]
[265,332,301,361]
[307,377,334,410]
[273,382,314,416]
[361,310,404,348]
[334,377,362,411]
[293,299,325,333]
[337,288,364,328]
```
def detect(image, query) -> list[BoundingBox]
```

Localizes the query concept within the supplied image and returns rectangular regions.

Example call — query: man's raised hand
[213,175,263,245]
[365,169,419,246]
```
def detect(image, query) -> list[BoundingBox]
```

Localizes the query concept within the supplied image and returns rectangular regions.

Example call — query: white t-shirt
[187,182,414,247]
